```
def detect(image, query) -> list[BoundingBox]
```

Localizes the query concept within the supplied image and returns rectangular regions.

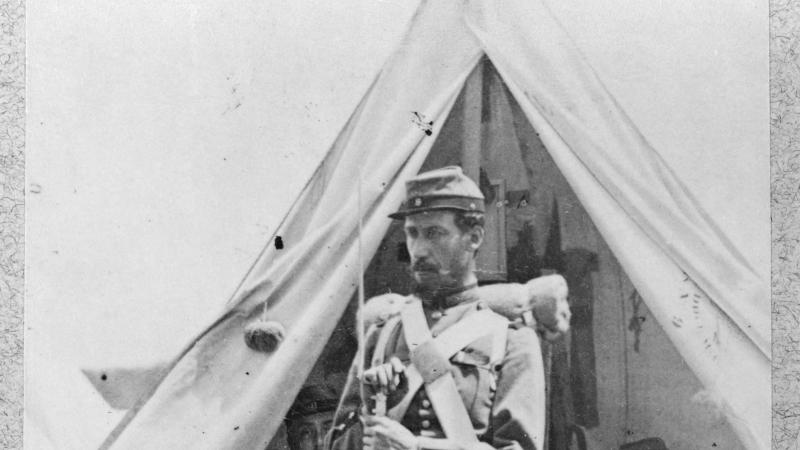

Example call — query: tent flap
[105,0,482,448]
[464,0,768,448]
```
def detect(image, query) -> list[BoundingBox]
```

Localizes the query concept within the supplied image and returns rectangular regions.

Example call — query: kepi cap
[389,166,485,219]
[286,385,339,419]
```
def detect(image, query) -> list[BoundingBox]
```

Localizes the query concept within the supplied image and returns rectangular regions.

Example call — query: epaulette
[362,293,406,330]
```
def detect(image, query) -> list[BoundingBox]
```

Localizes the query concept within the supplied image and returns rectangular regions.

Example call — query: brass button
[431,311,443,320]
[421,420,431,429]
[418,408,432,417]
[421,399,431,408]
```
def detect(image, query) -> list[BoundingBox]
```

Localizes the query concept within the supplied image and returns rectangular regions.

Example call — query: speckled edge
[772,1,800,448]
[0,0,24,448]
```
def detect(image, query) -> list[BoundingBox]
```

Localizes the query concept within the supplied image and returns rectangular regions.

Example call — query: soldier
[285,385,340,450]
[326,166,553,450]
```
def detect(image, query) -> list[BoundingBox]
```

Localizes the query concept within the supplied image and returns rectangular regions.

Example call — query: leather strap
[395,300,507,445]
[383,304,507,424]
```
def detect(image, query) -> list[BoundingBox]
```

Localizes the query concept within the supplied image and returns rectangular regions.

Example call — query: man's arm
[487,325,547,450]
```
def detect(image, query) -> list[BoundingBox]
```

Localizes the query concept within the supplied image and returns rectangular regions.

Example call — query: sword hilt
[371,391,388,416]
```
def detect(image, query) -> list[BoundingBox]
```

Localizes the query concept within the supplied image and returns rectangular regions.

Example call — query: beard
[408,258,464,292]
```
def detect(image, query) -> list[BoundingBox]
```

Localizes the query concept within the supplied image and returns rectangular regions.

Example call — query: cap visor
[387,205,484,220]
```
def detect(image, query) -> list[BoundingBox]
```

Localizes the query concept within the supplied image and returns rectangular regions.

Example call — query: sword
[356,167,389,420]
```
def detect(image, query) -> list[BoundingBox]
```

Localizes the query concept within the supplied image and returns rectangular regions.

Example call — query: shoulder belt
[375,300,507,445]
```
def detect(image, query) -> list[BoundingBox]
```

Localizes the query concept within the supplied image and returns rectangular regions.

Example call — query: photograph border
[771,1,800,448]
[0,0,24,448]
[1,1,798,448]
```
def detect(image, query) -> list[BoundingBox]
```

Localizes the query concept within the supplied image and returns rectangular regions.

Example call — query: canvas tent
[100,0,769,449]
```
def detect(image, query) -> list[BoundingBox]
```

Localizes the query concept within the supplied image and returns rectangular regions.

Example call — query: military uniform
[326,167,547,450]
[327,288,546,450]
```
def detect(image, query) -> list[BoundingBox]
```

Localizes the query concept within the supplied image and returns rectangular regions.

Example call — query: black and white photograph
[23,1,772,449]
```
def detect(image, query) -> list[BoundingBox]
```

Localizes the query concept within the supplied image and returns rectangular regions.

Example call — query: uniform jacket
[326,288,546,450]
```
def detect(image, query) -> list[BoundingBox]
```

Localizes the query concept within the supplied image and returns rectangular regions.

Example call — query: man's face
[403,210,481,291]
[286,412,333,450]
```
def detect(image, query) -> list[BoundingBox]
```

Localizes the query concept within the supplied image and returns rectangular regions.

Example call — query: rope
[614,264,631,440]
[356,169,366,380]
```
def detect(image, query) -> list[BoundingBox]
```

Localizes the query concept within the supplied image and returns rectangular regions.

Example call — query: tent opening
[286,57,744,450]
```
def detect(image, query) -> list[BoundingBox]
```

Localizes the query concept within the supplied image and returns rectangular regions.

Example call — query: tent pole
[461,58,483,180]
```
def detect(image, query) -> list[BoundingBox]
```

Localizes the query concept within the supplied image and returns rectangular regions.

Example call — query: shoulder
[503,323,543,361]
[363,293,407,329]
[473,303,512,329]
[475,283,529,321]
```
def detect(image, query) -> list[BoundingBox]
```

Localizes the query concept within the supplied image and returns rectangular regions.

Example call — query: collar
[414,282,479,310]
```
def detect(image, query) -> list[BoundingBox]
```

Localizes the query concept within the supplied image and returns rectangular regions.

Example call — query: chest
[371,314,501,436]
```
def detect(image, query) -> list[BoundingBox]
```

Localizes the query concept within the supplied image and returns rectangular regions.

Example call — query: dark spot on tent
[30,183,42,194]
[234,426,240,431]
[245,371,250,376]
[275,236,284,250]
[411,111,434,136]
[101,373,107,381]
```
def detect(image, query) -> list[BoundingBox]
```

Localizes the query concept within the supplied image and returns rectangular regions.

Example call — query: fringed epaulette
[477,274,570,339]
